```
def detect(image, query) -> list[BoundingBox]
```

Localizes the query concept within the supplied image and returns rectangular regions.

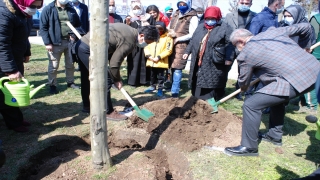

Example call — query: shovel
[120,88,154,122]
[207,78,260,113]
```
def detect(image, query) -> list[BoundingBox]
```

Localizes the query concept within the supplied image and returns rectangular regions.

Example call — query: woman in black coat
[125,2,156,87]
[0,0,43,132]
[183,6,234,101]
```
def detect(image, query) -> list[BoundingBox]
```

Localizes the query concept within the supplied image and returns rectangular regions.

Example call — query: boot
[157,89,163,97]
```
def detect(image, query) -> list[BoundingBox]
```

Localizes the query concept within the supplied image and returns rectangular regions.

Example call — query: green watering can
[0,77,46,107]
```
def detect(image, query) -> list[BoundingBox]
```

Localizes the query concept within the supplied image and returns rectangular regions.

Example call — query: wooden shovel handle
[219,78,260,103]
[66,21,82,39]
[311,41,320,50]
[120,88,137,107]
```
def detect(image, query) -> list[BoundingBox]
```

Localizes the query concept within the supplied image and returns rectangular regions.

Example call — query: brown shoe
[106,111,128,121]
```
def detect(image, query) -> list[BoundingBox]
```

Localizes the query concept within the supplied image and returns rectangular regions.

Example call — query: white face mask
[133,9,142,16]
[24,7,37,16]
[284,17,294,25]
[197,14,203,18]
[109,6,116,13]
[71,0,78,3]
[58,0,69,5]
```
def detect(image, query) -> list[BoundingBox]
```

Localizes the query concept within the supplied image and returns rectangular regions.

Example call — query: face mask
[137,41,147,48]
[109,6,116,13]
[58,0,69,5]
[205,19,217,26]
[71,0,78,3]
[178,6,188,13]
[24,7,37,16]
[166,13,172,17]
[197,14,203,18]
[238,5,250,12]
[284,17,294,25]
[133,9,142,16]
[276,7,284,14]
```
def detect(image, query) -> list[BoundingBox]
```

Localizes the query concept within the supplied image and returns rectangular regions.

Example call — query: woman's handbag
[212,45,225,64]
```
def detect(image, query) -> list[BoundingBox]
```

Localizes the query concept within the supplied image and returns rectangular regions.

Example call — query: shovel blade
[135,108,154,122]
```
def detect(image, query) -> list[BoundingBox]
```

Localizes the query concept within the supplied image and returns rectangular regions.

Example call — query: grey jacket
[224,10,256,31]
[237,23,320,96]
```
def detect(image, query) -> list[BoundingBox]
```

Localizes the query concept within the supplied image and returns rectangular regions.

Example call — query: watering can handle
[21,78,30,86]
[0,77,10,90]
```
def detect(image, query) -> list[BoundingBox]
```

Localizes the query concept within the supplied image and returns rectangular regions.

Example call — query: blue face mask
[205,20,217,26]
[238,5,250,12]
[178,6,188,14]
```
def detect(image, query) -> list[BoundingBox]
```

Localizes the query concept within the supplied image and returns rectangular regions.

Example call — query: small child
[144,21,173,97]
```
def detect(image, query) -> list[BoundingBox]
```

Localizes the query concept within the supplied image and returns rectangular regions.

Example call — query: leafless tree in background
[293,0,319,19]
[193,0,218,9]
[229,0,237,12]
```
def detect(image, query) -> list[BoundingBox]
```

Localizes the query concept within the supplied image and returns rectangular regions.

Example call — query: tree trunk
[89,0,112,170]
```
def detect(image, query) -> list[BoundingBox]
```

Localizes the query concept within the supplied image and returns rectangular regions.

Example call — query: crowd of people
[0,0,320,171]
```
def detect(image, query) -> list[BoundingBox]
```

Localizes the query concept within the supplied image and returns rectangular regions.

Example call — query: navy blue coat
[77,3,89,33]
[0,0,30,74]
[249,7,279,35]
[40,2,81,46]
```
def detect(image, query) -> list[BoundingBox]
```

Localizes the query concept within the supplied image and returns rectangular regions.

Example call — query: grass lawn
[0,44,319,179]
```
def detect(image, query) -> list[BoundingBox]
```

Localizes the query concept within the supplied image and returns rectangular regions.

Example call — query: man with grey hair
[224,23,320,156]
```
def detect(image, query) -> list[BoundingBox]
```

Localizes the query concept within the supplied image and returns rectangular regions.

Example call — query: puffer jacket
[144,32,173,68]
[0,0,30,74]
[185,21,235,89]
[158,12,170,27]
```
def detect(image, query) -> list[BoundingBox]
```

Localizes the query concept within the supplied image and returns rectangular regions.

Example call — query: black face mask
[166,13,172,17]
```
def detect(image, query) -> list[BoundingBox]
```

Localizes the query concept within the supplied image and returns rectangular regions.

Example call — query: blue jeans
[171,69,182,96]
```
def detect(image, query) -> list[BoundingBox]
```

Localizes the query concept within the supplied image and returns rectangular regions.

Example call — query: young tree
[89,0,113,170]
[293,0,319,19]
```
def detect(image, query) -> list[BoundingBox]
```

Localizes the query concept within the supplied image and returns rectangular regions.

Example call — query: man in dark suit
[224,0,256,100]
[224,23,320,156]
[109,0,123,23]
[71,0,89,33]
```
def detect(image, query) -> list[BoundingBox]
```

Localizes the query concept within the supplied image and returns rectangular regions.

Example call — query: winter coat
[0,0,30,74]
[110,13,123,23]
[185,21,235,89]
[249,7,278,35]
[169,9,197,69]
[40,2,81,46]
[158,12,170,27]
[144,32,173,69]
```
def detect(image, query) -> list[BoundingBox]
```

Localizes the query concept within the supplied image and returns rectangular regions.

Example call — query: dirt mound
[17,96,243,180]
[128,96,242,151]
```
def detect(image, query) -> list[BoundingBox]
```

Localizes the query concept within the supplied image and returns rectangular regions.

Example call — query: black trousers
[241,84,314,148]
[76,41,113,113]
[149,68,166,89]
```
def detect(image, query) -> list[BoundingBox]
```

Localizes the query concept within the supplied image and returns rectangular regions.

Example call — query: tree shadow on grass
[16,135,90,180]
[294,131,320,166]
[275,165,300,180]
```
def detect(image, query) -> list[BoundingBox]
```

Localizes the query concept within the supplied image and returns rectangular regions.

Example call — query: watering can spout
[30,84,46,98]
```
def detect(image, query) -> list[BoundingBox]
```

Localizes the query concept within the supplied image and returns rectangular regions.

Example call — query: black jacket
[185,21,235,89]
[0,0,30,74]
[110,13,123,23]
[40,1,81,45]
[78,3,89,33]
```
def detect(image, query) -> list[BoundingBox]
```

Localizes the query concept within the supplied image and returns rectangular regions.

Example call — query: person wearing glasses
[0,0,43,132]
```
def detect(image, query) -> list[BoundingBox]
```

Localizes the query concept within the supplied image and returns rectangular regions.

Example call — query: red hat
[204,6,222,21]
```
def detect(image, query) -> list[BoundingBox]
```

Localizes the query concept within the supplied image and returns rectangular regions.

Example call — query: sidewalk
[28,36,239,80]
[29,36,44,45]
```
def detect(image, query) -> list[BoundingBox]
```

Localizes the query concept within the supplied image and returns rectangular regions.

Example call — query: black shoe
[235,94,243,101]
[258,132,282,146]
[49,85,59,94]
[262,107,270,114]
[67,83,80,89]
[224,145,258,156]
